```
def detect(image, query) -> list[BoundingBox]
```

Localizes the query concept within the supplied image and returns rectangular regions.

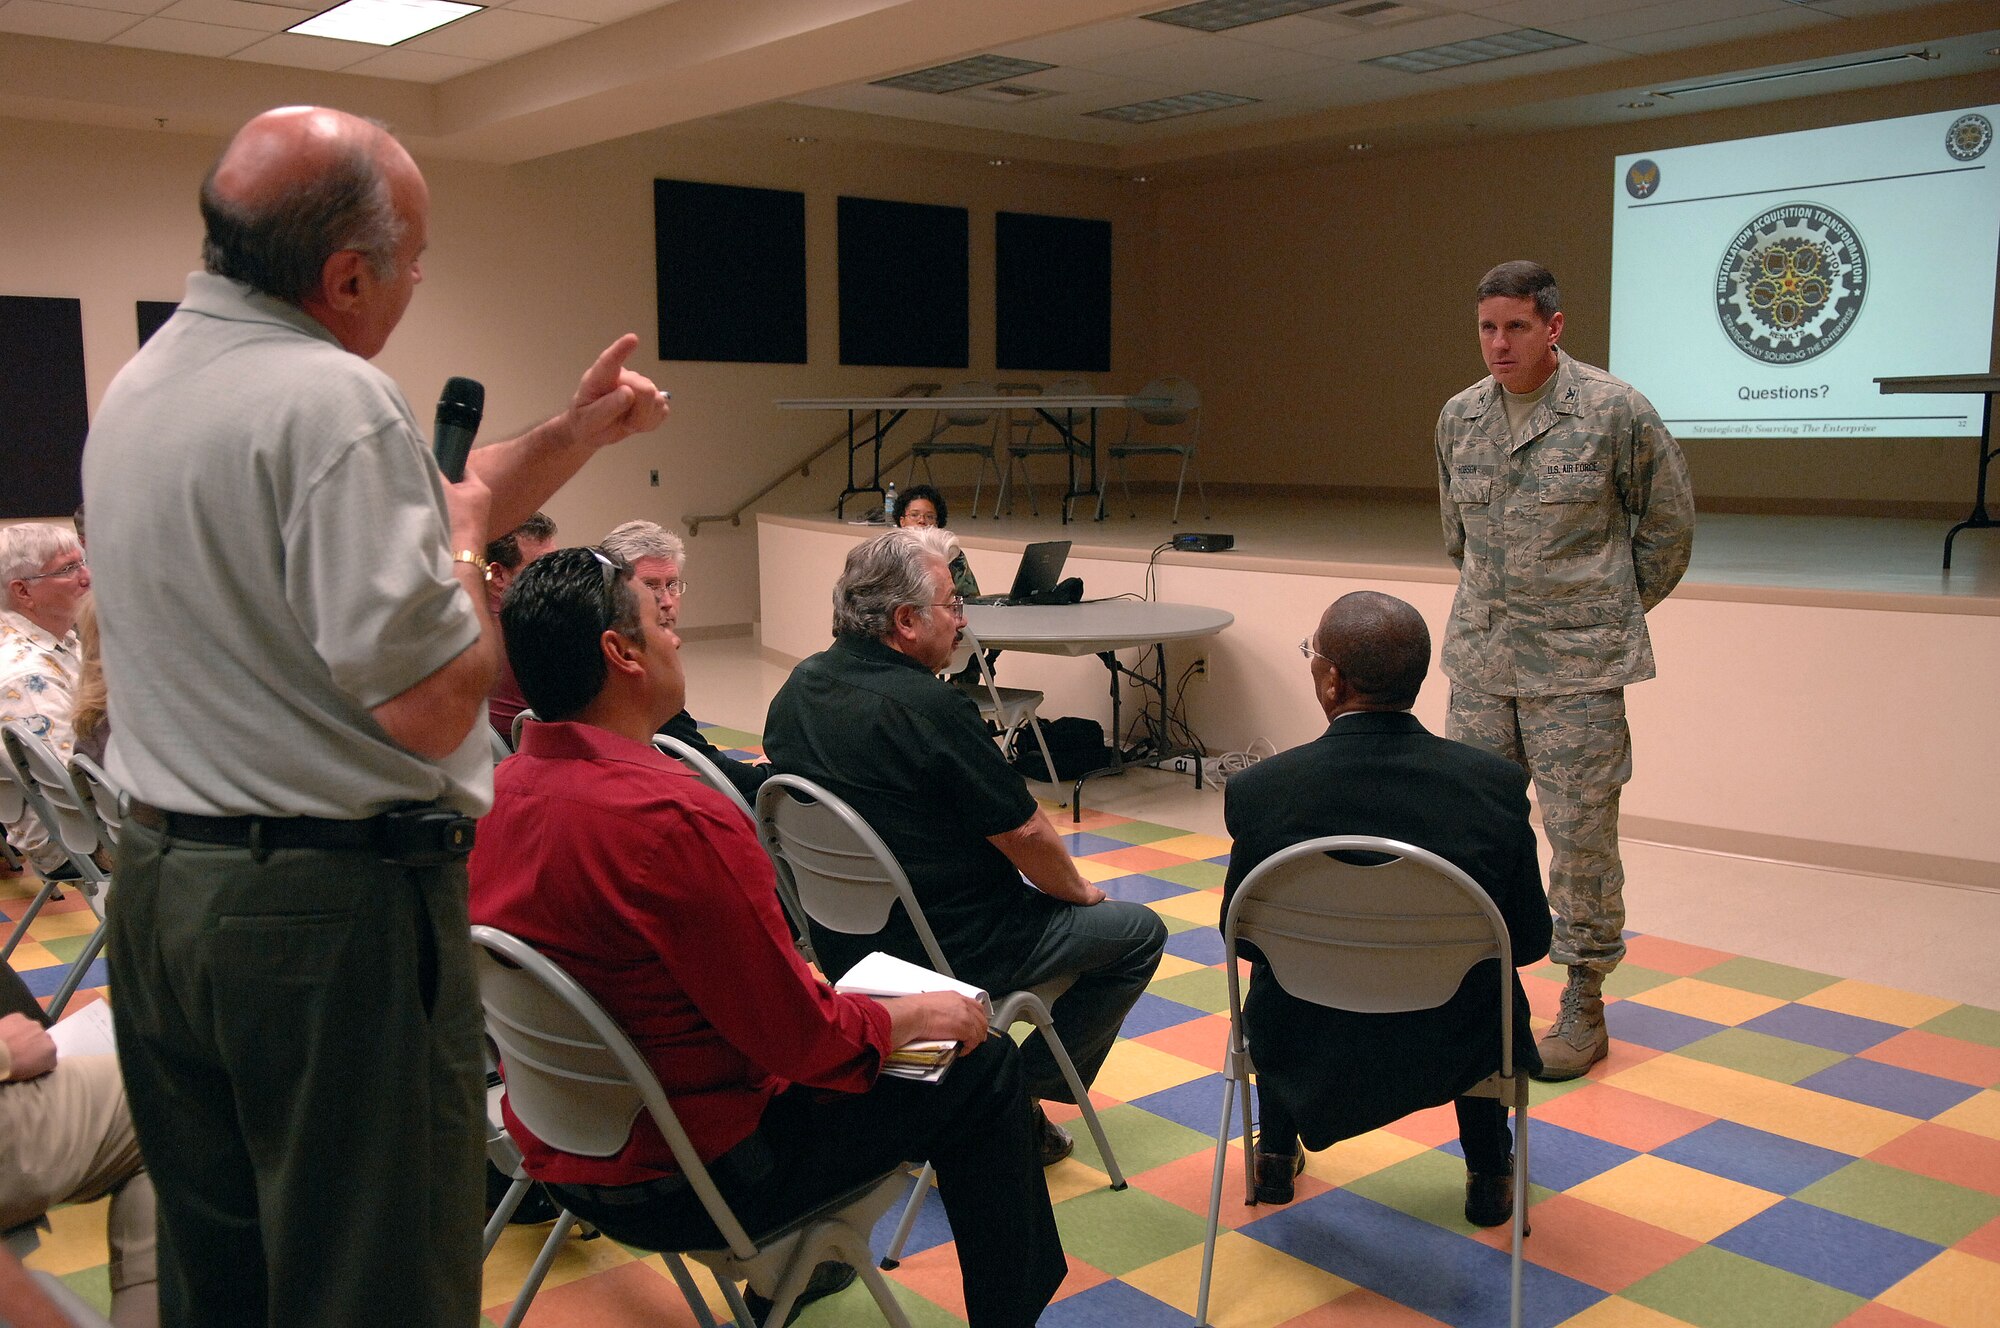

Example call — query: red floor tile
[1530,1082,1716,1153]
[1860,1030,2000,1089]
[1867,1123,2000,1197]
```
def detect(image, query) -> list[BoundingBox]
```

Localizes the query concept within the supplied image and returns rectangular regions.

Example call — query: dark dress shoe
[1252,1145,1305,1205]
[1032,1103,1074,1166]
[744,1260,857,1326]
[1464,1168,1529,1231]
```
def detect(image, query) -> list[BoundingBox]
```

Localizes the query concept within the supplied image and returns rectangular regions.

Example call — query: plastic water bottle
[884,480,897,525]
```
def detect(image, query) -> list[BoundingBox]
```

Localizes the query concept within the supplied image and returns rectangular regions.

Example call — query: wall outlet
[650,469,660,486]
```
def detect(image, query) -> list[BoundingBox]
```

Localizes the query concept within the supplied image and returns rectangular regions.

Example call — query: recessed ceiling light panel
[287,0,480,46]
[1142,0,1346,33]
[1365,27,1579,74]
[872,55,1055,94]
[1085,91,1260,123]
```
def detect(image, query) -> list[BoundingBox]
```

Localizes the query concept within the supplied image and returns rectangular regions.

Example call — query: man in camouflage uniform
[1435,260,1694,1081]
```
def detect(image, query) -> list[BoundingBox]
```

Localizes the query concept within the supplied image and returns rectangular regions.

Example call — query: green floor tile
[1623,1246,1862,1328]
[1071,1103,1218,1176]
[1340,1148,1483,1231]
[1675,1029,1848,1085]
[1526,1074,1597,1104]
[1087,820,1189,846]
[1795,1159,2000,1246]
[38,932,96,964]
[695,724,763,749]
[1147,967,1230,1014]
[1695,958,1839,1001]
[813,1278,964,1328]
[1918,1003,2000,1050]
[1054,1184,1211,1276]
[1601,964,1680,997]
[1148,861,1226,889]
[55,1268,112,1317]
[1157,914,1201,937]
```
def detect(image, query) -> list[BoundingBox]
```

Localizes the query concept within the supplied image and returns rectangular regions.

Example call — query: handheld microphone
[433,377,484,482]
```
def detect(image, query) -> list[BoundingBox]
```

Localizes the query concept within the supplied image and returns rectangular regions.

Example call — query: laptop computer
[965,540,1071,605]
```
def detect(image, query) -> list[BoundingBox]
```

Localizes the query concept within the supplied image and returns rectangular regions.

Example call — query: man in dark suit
[1221,591,1551,1227]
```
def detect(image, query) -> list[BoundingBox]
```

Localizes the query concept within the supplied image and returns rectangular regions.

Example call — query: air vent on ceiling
[955,83,1059,104]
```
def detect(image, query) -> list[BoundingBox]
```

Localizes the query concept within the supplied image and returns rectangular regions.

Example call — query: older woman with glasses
[893,484,980,600]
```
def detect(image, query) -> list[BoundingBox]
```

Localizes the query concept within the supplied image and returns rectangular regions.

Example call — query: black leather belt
[127,800,475,864]
[129,801,382,850]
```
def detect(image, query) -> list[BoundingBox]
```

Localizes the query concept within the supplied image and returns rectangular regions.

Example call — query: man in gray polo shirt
[81,106,667,1328]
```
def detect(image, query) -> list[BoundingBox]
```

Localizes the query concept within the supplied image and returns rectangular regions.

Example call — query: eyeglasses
[901,512,939,528]
[19,557,86,583]
[1298,638,1330,663]
[644,577,689,599]
[929,597,966,616]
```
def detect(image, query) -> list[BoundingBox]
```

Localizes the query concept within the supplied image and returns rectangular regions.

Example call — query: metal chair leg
[500,1210,579,1328]
[44,918,108,1020]
[1194,1073,1237,1328]
[879,1163,932,1267]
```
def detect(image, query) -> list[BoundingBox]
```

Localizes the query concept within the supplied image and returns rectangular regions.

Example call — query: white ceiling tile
[342,45,486,80]
[1398,38,1629,84]
[1299,11,1515,60]
[108,13,263,52]
[402,6,591,59]
[0,0,140,38]
[501,0,669,24]
[1229,59,1437,109]
[1201,12,1400,51]
[1806,0,1953,14]
[155,0,309,31]
[990,18,1197,68]
[1470,0,1657,26]
[1554,0,1786,44]
[229,29,380,68]
[51,0,178,16]
[1079,32,1330,85]
[1607,4,1834,57]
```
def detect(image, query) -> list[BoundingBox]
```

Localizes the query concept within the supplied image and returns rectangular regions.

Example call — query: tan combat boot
[1533,967,1608,1082]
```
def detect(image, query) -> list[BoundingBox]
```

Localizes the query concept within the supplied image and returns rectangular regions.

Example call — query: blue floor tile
[1130,1074,1230,1135]
[1612,1001,1728,1052]
[868,1179,953,1260]
[1243,1188,1601,1328]
[1654,1121,1856,1195]
[1119,992,1210,1038]
[1794,1058,1981,1119]
[1163,928,1226,965]
[1098,874,1199,904]
[1502,1120,1636,1192]
[1065,832,1144,856]
[1738,1005,1903,1055]
[1713,1198,1943,1298]
[22,957,108,999]
[1037,1279,1192,1327]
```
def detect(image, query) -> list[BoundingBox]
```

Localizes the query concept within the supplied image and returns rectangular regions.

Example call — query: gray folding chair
[509,708,538,753]
[1097,376,1208,524]
[945,626,1060,794]
[652,734,754,826]
[906,380,1002,515]
[754,774,1126,1267]
[1194,835,1531,1328]
[471,924,914,1328]
[1,723,110,1019]
[0,762,66,966]
[996,377,1093,517]
[67,754,121,852]
[488,724,513,764]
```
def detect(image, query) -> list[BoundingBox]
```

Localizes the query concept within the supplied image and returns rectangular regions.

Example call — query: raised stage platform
[755,490,1998,891]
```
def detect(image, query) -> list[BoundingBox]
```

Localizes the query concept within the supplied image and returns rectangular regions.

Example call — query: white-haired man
[0,523,91,875]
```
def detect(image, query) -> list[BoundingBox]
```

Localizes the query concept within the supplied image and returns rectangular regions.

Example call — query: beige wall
[0,114,1157,629]
[1145,71,2000,509]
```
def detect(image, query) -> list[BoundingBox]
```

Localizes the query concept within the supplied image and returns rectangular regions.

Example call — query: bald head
[200,106,411,308]
[1313,591,1430,715]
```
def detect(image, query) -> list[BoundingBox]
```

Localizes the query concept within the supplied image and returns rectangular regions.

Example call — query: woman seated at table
[894,485,979,599]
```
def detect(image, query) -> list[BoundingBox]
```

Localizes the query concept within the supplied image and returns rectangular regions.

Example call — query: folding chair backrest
[1224,835,1513,1064]
[68,753,122,850]
[2,723,99,863]
[755,775,952,975]
[939,380,998,427]
[1134,376,1200,427]
[652,734,753,825]
[511,708,538,753]
[488,725,512,764]
[469,925,759,1259]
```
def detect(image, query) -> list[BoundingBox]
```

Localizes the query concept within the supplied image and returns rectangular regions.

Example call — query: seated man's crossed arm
[988,810,1105,906]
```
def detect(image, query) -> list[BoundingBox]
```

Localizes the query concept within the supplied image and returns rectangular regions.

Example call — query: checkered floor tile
[9,742,1999,1327]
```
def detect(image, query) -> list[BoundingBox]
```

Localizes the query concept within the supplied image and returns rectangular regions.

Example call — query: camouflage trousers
[1449,685,1631,974]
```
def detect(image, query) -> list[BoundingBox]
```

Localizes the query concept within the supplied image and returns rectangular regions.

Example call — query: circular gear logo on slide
[1945,113,1992,162]
[1714,202,1867,365]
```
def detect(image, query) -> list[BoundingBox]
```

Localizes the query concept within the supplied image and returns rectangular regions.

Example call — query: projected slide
[1611,105,1999,439]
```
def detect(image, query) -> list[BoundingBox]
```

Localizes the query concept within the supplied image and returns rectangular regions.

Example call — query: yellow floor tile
[1151,890,1222,927]
[21,910,100,940]
[26,1196,112,1276]
[1124,1230,1355,1328]
[480,1218,637,1302]
[1565,1155,1781,1243]
[1153,951,1210,982]
[1074,857,1129,884]
[1799,979,1959,1028]
[1147,833,1233,860]
[1876,1249,2000,1328]
[1935,1090,2000,1142]
[1306,1129,1432,1188]
[1606,1054,1918,1155]
[1046,1159,1117,1203]
[1556,1297,1699,1327]
[1093,1038,1213,1099]
[5,940,57,970]
[1620,977,1787,1026]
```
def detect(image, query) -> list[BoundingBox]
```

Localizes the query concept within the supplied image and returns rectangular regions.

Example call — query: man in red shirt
[467,547,1065,1328]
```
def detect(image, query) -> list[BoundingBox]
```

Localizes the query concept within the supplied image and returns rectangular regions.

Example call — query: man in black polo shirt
[765,528,1166,1163]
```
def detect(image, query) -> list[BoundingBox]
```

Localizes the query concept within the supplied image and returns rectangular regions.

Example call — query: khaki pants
[0,1054,159,1328]
[1449,685,1631,974]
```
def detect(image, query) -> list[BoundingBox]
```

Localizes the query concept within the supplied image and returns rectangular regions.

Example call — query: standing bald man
[82,107,668,1327]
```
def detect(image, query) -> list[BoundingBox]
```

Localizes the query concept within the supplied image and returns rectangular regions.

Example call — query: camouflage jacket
[1435,351,1694,697]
